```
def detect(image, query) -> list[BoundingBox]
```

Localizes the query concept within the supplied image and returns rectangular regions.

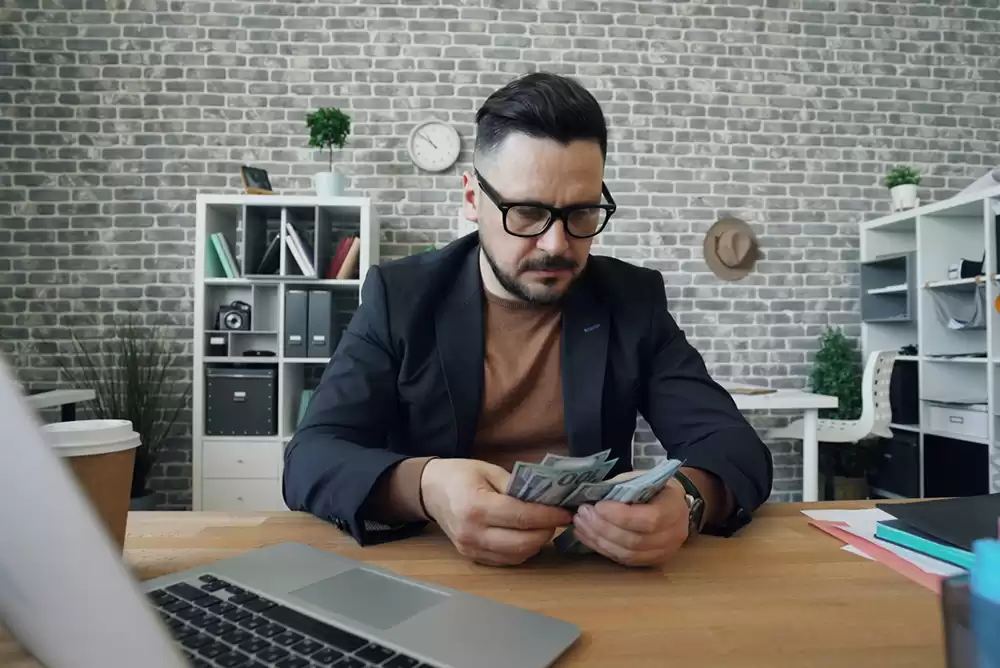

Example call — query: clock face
[409,121,461,173]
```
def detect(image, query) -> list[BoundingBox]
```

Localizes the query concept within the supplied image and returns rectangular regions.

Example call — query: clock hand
[418,132,438,150]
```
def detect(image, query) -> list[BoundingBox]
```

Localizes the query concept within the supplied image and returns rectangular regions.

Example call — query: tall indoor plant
[809,327,878,499]
[306,107,351,197]
[59,314,191,509]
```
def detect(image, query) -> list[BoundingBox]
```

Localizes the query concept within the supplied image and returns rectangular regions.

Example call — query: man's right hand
[420,458,573,566]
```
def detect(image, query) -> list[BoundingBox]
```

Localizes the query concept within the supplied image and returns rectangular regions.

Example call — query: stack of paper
[803,508,965,593]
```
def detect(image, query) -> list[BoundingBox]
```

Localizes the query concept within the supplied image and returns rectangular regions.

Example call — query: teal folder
[875,519,975,569]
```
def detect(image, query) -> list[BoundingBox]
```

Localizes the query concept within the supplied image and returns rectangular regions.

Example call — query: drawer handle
[949,416,965,424]
[233,391,246,402]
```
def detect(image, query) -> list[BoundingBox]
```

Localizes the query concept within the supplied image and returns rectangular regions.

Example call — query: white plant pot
[890,184,918,211]
[314,171,346,197]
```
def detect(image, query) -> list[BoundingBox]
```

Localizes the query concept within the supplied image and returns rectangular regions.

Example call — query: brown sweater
[370,288,568,522]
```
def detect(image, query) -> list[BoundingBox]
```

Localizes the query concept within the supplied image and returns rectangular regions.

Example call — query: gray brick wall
[2,0,999,508]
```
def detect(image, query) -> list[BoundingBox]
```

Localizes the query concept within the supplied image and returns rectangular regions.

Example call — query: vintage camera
[217,300,252,331]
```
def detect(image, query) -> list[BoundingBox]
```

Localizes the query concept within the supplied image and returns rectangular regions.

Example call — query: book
[325,236,354,279]
[875,519,975,569]
[283,221,316,278]
[876,493,1000,553]
[336,237,360,280]
[210,233,239,279]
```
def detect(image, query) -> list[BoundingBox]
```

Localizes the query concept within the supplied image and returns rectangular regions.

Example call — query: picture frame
[241,165,273,195]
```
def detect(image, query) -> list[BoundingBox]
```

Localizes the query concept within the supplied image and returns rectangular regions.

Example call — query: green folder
[206,235,226,278]
[297,389,315,427]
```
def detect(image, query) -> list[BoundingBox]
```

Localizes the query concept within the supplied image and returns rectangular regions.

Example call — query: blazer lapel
[435,244,484,458]
[561,268,609,457]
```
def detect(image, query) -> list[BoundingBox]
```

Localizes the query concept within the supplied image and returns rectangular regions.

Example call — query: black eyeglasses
[474,169,616,239]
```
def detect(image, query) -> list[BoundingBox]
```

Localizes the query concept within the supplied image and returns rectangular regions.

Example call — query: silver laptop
[0,356,580,668]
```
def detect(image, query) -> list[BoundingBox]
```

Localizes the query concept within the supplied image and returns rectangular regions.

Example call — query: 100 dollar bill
[509,459,618,506]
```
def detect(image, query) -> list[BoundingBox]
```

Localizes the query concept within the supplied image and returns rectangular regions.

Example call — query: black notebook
[876,493,1000,551]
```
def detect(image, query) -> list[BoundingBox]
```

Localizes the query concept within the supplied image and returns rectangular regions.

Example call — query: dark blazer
[282,233,773,546]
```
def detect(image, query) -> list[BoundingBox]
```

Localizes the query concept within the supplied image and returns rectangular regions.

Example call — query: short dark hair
[474,72,607,162]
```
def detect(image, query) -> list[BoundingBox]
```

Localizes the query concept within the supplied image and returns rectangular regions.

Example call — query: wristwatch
[674,471,706,537]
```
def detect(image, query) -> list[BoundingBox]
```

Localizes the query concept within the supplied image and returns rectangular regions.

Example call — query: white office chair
[767,349,897,496]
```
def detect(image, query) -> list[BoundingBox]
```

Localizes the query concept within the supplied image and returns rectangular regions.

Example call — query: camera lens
[224,312,243,330]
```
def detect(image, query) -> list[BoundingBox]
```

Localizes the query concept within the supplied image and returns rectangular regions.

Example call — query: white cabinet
[191,195,380,511]
[860,185,1000,498]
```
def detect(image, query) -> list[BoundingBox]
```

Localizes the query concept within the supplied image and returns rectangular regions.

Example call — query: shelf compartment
[861,251,915,323]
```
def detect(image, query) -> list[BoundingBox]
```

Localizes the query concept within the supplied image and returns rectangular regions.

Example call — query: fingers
[478,493,573,530]
[575,504,670,552]
[478,462,512,494]
[571,486,689,567]
[571,519,669,567]
[479,526,553,561]
[452,525,553,566]
[592,481,688,533]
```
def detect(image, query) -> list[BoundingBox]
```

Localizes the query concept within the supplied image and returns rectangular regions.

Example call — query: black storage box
[889,358,919,426]
[205,366,278,436]
[870,432,920,499]
[924,434,989,498]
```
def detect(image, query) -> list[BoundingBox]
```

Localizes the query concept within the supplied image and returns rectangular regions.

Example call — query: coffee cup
[41,419,141,552]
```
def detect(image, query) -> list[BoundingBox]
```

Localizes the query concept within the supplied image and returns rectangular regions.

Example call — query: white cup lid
[42,419,141,457]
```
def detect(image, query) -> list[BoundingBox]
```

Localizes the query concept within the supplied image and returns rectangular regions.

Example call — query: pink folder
[809,519,944,594]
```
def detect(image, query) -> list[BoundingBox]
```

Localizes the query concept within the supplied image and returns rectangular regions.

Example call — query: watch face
[409,122,461,172]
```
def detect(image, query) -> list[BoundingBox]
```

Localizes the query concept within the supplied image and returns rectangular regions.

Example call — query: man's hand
[420,458,573,566]
[569,474,690,567]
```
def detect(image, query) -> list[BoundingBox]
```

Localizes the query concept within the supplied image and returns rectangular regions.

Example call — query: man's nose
[536,217,570,255]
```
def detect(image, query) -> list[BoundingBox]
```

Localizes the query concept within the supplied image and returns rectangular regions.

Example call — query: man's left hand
[569,476,690,567]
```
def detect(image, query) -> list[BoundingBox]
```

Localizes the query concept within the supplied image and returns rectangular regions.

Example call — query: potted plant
[884,165,921,211]
[809,327,878,500]
[58,314,191,510]
[306,107,352,197]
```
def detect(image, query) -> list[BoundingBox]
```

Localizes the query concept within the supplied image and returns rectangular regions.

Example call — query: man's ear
[461,171,479,224]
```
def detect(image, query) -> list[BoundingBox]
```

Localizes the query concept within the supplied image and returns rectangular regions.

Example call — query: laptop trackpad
[290,567,445,630]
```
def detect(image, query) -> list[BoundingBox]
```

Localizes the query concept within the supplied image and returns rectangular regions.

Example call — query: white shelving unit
[192,194,379,511]
[860,183,1000,500]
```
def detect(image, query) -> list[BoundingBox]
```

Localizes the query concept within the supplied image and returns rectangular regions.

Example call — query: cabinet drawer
[201,478,286,512]
[203,440,282,479]
[925,403,988,440]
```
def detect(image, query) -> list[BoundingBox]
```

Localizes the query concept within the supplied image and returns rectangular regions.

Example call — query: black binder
[307,290,335,358]
[284,289,308,358]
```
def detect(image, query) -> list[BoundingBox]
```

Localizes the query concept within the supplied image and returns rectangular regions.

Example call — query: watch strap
[674,470,707,534]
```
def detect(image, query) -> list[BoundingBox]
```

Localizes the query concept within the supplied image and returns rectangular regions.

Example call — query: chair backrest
[859,349,898,438]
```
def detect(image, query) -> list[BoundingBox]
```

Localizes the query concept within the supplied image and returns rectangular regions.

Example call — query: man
[283,72,773,568]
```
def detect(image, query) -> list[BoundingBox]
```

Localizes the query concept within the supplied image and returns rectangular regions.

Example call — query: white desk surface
[24,389,96,410]
[724,385,839,411]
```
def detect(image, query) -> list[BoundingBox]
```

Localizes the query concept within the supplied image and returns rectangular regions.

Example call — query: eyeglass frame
[473,168,617,239]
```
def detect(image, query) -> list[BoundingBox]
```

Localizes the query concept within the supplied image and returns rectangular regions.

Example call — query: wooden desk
[1,501,945,668]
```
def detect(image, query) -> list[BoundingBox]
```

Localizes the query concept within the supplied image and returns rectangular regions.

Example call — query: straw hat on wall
[703,217,762,281]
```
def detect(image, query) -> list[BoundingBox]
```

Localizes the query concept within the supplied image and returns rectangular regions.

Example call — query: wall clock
[407,120,461,173]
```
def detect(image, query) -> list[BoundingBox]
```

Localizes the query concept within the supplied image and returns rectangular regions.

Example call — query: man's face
[462,134,605,305]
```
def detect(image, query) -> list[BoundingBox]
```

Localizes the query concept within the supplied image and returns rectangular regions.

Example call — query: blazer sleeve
[637,273,774,536]
[282,265,425,545]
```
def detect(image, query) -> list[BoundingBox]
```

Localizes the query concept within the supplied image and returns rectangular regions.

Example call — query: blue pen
[971,538,1000,668]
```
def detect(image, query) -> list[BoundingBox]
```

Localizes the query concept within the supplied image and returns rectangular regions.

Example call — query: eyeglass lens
[506,205,609,237]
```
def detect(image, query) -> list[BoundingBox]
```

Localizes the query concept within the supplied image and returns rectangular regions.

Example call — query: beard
[481,243,579,306]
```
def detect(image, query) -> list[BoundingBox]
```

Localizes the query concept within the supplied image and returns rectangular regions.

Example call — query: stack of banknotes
[503,450,685,555]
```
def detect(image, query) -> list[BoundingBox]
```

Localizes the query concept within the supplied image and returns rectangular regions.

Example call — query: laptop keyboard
[147,574,433,668]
